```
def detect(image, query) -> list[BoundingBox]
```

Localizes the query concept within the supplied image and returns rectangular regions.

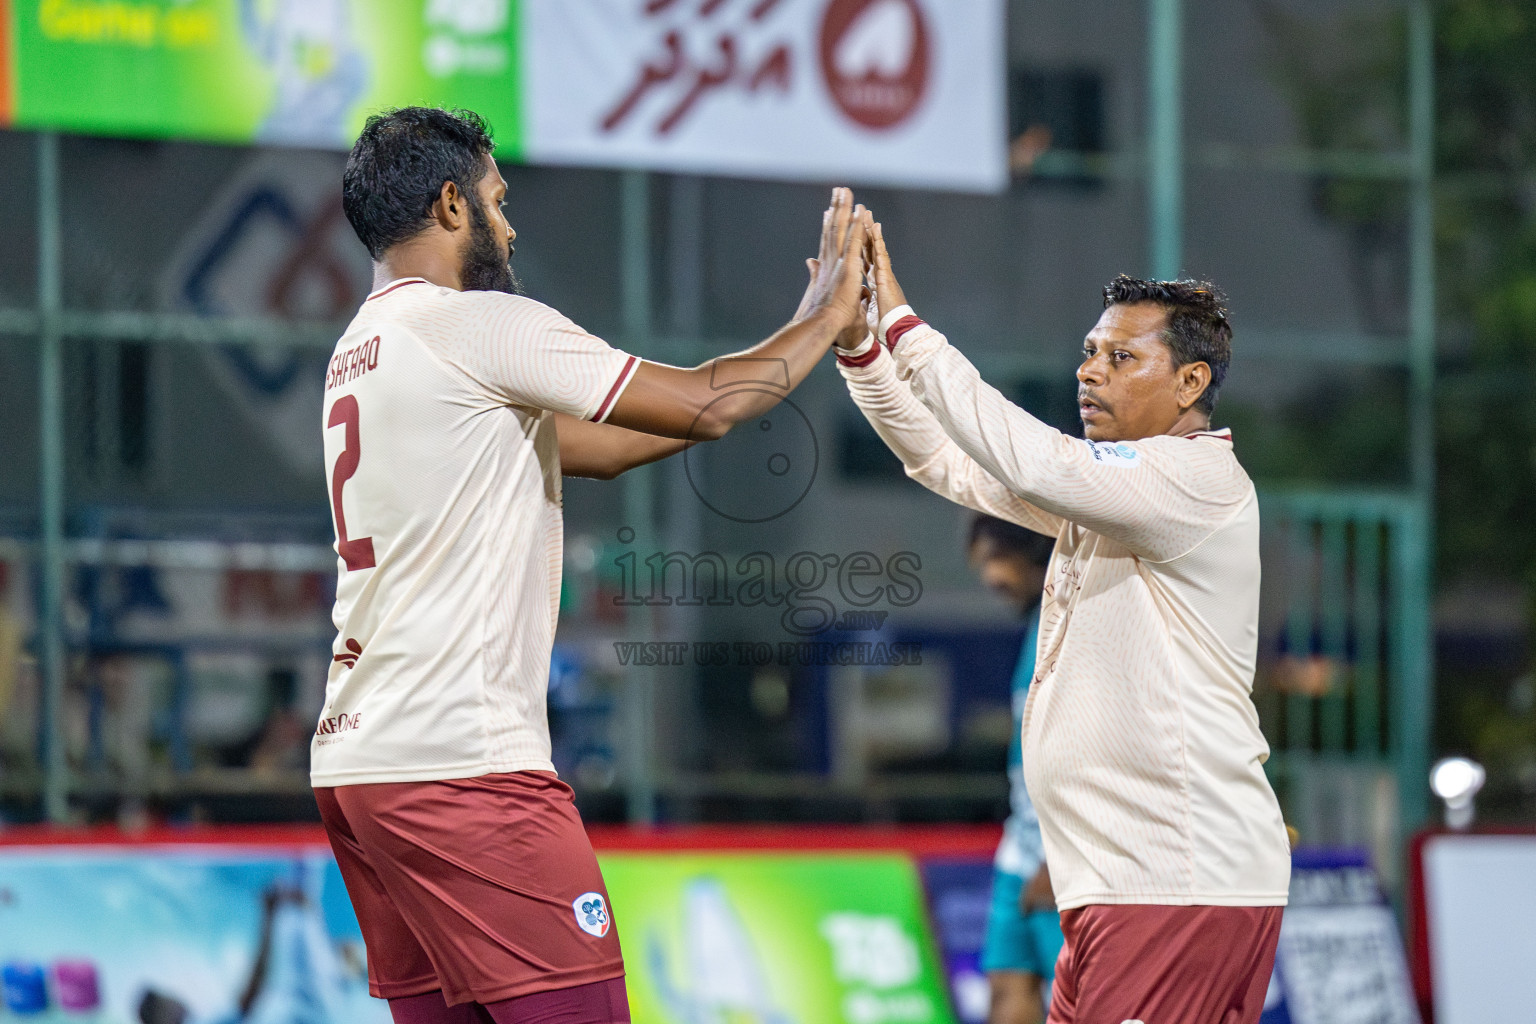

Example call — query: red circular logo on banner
[819,0,931,130]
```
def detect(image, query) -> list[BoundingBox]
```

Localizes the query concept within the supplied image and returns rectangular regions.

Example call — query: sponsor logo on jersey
[573,892,611,938]
[1083,439,1141,468]
[333,638,363,669]
[314,712,362,737]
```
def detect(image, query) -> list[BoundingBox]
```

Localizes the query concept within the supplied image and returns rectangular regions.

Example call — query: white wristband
[878,304,917,346]
[835,331,877,356]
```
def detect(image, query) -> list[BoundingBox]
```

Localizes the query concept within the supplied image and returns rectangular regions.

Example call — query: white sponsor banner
[522,0,1008,193]
[1423,834,1536,1024]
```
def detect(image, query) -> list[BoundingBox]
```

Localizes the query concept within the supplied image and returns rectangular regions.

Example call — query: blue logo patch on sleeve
[1083,439,1141,468]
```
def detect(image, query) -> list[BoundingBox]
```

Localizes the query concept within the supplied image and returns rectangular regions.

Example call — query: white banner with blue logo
[1260,849,1420,1024]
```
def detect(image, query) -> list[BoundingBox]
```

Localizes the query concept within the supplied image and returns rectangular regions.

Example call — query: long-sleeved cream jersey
[838,315,1290,910]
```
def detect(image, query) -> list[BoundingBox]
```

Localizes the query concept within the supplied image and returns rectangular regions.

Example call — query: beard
[459,197,523,295]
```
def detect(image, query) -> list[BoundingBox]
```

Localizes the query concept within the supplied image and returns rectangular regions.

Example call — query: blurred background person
[967,516,1061,1024]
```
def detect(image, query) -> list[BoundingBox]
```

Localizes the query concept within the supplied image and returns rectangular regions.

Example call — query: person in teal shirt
[967,515,1063,1024]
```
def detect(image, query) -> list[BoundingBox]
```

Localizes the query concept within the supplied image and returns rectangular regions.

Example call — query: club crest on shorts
[573,892,611,938]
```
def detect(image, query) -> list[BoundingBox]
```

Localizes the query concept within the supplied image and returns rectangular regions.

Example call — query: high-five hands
[600,189,873,446]
[804,202,911,355]
[792,189,874,350]
[866,216,909,335]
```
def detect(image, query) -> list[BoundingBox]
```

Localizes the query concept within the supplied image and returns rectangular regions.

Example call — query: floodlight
[1430,757,1485,831]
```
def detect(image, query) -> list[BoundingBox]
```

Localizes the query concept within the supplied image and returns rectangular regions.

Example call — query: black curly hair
[1102,274,1233,415]
[342,107,496,259]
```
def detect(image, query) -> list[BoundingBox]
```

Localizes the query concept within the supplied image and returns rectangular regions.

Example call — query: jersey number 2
[327,395,376,571]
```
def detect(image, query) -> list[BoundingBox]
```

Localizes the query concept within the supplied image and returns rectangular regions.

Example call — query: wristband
[834,330,875,355]
[877,304,914,342]
[835,333,882,368]
[878,304,925,351]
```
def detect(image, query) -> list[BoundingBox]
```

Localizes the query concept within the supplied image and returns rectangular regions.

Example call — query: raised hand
[796,257,873,350]
[868,219,910,331]
[794,188,868,331]
[603,188,872,443]
[861,210,880,338]
[837,281,874,351]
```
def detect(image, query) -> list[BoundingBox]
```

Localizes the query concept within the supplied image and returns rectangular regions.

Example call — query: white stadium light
[1430,757,1486,831]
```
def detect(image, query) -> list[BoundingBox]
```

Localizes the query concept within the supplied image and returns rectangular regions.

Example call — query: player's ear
[433,180,466,232]
[1178,361,1211,412]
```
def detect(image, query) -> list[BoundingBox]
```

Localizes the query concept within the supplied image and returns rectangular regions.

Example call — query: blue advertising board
[0,847,386,1023]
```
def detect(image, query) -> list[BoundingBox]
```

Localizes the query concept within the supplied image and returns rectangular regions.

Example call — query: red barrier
[0,823,1002,857]
[0,825,329,847]
[586,823,1001,857]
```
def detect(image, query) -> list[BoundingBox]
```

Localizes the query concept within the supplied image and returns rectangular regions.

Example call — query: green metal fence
[1258,490,1433,880]
[1148,0,1439,856]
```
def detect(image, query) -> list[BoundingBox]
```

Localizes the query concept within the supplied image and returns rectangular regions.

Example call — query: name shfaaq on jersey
[311,279,637,788]
[325,335,381,390]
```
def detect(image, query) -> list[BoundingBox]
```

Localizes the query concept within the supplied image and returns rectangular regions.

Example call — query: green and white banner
[0,0,1006,191]
[0,845,958,1024]
[602,853,958,1024]
[5,0,527,150]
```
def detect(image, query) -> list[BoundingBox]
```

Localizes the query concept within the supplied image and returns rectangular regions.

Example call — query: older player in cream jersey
[315,106,870,1024]
[835,217,1291,1024]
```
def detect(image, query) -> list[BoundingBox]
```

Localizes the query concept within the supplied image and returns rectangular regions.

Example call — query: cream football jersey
[311,278,639,786]
[838,314,1291,910]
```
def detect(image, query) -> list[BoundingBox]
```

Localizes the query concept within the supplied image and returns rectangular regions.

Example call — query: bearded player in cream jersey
[314,107,870,1024]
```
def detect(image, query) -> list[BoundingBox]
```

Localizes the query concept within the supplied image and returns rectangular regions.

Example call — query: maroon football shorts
[315,770,625,1007]
[1046,903,1282,1024]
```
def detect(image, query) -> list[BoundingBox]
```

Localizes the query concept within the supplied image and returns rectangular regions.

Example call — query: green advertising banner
[3,0,524,154]
[599,853,958,1024]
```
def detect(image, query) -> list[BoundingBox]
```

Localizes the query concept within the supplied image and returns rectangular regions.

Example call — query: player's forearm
[608,189,866,439]
[565,437,691,479]
[604,307,845,440]
[555,414,693,479]
[691,307,846,435]
[910,344,1066,499]
[608,434,693,476]
[840,341,971,485]
[841,342,1062,534]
